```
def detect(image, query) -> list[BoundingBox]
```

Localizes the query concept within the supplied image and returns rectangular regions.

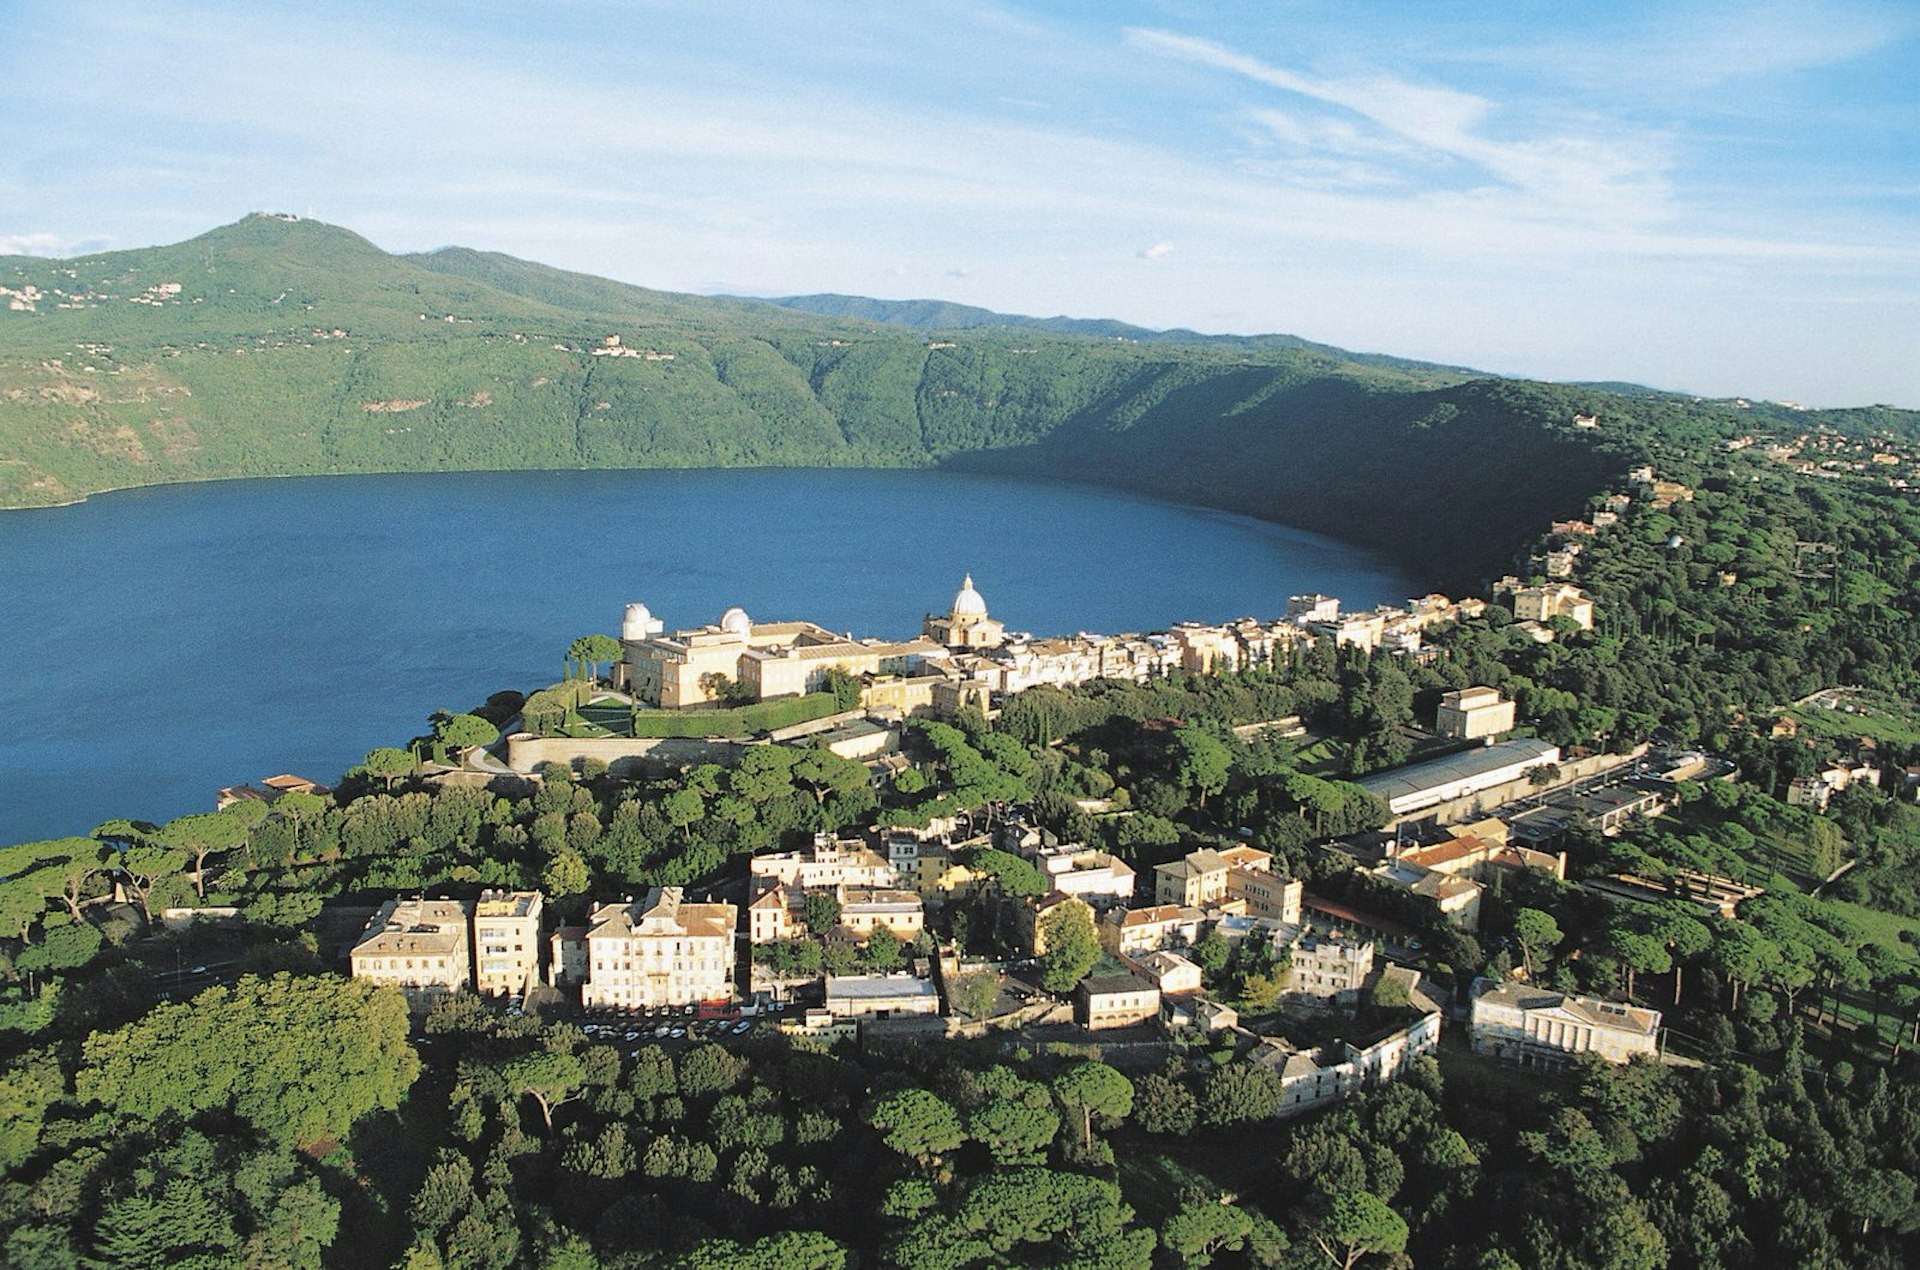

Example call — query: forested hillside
[3,214,1903,588]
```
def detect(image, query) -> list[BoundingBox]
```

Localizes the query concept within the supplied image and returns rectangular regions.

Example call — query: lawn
[629,692,844,738]
[1791,687,1920,746]
[1826,898,1920,961]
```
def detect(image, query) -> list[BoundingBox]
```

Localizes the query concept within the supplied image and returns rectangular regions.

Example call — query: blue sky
[2,1,1916,406]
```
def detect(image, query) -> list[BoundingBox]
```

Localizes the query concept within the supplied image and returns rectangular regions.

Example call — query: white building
[750,834,894,891]
[1434,687,1516,740]
[1469,979,1660,1070]
[1287,932,1375,1000]
[350,898,473,1013]
[473,890,543,997]
[1355,738,1562,817]
[581,887,737,1009]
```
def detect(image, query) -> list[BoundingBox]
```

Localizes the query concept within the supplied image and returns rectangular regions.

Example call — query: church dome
[719,606,752,635]
[621,601,656,641]
[951,573,988,619]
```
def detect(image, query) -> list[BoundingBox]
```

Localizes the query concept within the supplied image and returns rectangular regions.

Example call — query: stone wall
[504,733,746,776]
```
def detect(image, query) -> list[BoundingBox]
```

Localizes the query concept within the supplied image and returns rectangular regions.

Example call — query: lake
[0,468,1413,844]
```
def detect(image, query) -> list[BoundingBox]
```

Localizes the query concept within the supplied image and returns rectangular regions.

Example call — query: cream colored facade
[749,835,894,890]
[622,602,940,708]
[1435,687,1517,740]
[747,880,801,944]
[1100,903,1204,955]
[836,887,926,940]
[350,898,472,1013]
[1131,950,1203,996]
[1287,933,1374,998]
[1513,583,1595,631]
[1077,973,1162,1030]
[1152,845,1300,923]
[1028,844,1136,907]
[582,887,737,1009]
[740,635,943,700]
[1470,980,1660,1069]
[473,889,543,996]
[747,877,924,944]
[923,574,1006,649]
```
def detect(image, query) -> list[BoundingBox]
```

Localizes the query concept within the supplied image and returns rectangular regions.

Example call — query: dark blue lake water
[0,468,1412,844]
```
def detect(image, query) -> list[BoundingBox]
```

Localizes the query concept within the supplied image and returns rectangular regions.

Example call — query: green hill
[3,212,1880,590]
[743,291,1478,375]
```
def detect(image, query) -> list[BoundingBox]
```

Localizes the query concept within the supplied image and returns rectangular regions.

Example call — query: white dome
[621,602,658,641]
[951,573,988,619]
[719,606,752,635]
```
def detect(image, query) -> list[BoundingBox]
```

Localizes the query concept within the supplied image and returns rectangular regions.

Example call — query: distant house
[216,772,331,809]
[1512,583,1594,631]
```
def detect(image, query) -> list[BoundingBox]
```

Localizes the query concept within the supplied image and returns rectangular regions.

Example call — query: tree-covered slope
[1,213,1872,589]
[747,291,1479,374]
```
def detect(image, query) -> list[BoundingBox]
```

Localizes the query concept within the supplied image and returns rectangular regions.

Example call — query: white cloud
[1127,28,1672,226]
[1138,241,1175,260]
[0,231,109,257]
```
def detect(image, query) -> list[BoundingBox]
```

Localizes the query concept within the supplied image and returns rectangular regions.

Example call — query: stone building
[1434,687,1516,740]
[473,889,543,997]
[580,887,737,1009]
[1469,979,1660,1070]
[923,574,1006,649]
[350,898,473,1013]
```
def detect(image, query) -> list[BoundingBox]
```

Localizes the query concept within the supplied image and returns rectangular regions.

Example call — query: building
[1026,843,1137,908]
[1152,845,1300,922]
[1512,583,1594,631]
[825,973,941,1019]
[1288,932,1375,999]
[1371,859,1483,930]
[1355,738,1562,817]
[217,772,331,809]
[1130,949,1203,996]
[1434,687,1516,740]
[1387,830,1568,884]
[750,835,894,890]
[1469,979,1661,1070]
[1287,594,1340,624]
[473,890,543,997]
[922,574,1006,650]
[350,898,473,1013]
[1100,903,1206,956]
[1251,979,1443,1116]
[549,924,588,987]
[1787,760,1882,811]
[621,602,941,708]
[1076,973,1162,1031]
[1307,611,1387,652]
[836,887,926,941]
[1020,893,1095,957]
[746,880,802,945]
[581,887,737,1009]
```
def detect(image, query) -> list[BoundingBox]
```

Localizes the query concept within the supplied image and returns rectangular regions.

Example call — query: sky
[1,0,1916,407]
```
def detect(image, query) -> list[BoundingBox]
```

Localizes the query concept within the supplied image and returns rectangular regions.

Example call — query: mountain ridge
[5,214,1912,591]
